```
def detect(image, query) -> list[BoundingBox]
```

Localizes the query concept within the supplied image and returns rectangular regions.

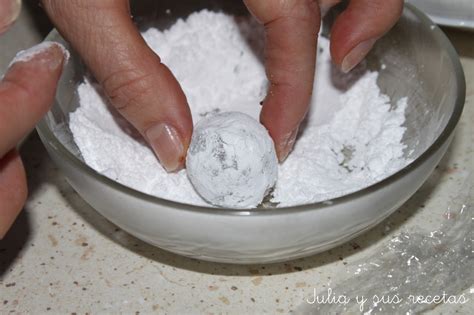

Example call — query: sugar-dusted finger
[0,41,68,157]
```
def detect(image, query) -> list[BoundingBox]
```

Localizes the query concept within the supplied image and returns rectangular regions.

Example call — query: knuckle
[251,0,319,25]
[365,0,402,16]
[102,69,155,113]
[2,78,33,102]
[277,0,320,24]
[288,0,319,16]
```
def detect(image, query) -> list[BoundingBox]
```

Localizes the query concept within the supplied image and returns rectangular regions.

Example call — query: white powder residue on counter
[69,10,410,208]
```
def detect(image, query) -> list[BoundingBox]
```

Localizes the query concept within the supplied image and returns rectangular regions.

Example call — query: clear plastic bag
[296,173,473,314]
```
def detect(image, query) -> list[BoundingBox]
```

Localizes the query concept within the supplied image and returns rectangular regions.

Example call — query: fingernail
[341,38,376,73]
[146,123,185,172]
[278,128,298,163]
[9,41,70,70]
[0,0,21,33]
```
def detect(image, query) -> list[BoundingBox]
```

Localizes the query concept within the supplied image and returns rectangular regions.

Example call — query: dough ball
[186,111,278,208]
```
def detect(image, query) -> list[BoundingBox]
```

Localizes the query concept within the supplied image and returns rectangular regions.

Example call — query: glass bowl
[36,3,465,263]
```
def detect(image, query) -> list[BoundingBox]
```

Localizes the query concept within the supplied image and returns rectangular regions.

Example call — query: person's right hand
[41,0,402,171]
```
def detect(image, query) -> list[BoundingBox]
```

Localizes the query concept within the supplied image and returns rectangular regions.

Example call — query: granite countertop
[0,6,473,315]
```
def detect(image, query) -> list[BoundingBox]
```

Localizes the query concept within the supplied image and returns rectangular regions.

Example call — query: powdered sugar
[70,10,411,208]
[9,41,69,67]
[143,12,266,119]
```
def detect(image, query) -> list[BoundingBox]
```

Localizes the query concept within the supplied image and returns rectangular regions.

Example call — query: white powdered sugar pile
[70,10,410,208]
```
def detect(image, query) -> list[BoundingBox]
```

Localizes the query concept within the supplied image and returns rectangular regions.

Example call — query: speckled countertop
[0,7,473,315]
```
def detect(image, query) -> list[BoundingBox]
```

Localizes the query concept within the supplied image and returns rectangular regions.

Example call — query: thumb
[42,0,193,172]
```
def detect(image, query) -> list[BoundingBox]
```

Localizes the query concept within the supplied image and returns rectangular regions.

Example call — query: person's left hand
[0,0,67,238]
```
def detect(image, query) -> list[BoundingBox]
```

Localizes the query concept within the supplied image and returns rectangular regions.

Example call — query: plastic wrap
[296,173,473,314]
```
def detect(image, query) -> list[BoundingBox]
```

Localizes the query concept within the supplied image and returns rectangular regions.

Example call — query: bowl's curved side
[38,128,454,263]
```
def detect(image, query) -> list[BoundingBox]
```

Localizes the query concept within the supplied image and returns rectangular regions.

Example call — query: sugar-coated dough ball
[186,112,278,208]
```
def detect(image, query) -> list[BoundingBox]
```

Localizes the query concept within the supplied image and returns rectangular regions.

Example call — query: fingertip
[99,54,193,172]
[9,41,69,72]
[329,0,403,69]
[276,128,298,163]
[260,107,299,163]
[340,38,376,73]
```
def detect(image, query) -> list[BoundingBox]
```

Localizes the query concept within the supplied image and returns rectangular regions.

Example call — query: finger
[0,42,67,157]
[330,0,403,73]
[0,0,21,34]
[42,0,193,172]
[244,0,320,162]
[0,150,27,239]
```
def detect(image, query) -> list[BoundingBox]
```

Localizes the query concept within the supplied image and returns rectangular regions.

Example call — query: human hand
[41,0,402,170]
[0,0,67,238]
[244,0,403,161]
